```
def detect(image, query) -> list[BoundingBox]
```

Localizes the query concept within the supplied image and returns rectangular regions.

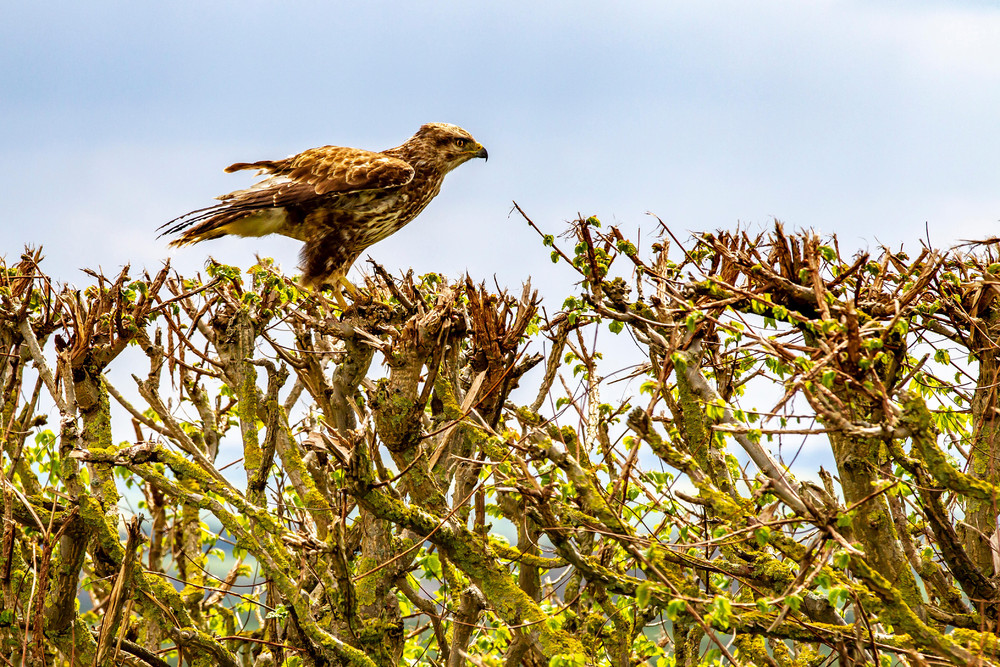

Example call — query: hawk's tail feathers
[158,203,248,247]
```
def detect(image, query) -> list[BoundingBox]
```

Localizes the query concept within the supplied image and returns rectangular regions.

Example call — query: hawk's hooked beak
[474,145,488,162]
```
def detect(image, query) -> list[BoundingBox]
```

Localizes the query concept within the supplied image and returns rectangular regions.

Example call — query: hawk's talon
[332,276,361,312]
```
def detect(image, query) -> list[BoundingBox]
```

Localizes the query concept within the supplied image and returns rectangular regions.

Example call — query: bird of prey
[160,123,487,295]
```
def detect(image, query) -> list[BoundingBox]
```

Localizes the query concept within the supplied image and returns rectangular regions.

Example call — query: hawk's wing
[159,146,415,239]
[226,146,416,195]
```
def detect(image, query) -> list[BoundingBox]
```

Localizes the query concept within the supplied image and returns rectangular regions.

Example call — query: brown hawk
[160,123,487,290]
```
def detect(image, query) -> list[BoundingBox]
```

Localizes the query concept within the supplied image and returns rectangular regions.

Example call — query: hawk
[160,123,487,293]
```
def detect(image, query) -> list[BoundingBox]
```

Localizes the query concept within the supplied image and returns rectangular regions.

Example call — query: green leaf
[616,239,638,256]
[637,581,652,609]
[665,598,687,621]
[639,380,659,396]
[419,552,442,579]
[827,586,850,608]
[685,311,703,332]
[266,604,290,620]
[707,595,732,630]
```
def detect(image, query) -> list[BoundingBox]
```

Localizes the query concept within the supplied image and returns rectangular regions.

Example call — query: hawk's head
[406,123,488,171]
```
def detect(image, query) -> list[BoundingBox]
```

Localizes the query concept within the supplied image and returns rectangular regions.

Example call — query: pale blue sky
[3,1,1000,295]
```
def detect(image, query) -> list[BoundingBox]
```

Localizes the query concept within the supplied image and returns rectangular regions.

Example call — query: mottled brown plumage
[160,123,487,286]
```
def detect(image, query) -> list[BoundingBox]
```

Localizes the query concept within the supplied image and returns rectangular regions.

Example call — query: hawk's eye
[454,138,468,148]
